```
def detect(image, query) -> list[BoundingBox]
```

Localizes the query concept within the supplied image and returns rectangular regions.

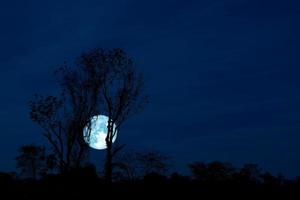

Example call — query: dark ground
[1,172,300,199]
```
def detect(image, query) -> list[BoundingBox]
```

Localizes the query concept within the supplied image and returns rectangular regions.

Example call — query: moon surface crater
[83,115,117,150]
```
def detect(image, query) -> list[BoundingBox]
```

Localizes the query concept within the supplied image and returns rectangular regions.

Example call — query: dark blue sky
[1,0,300,177]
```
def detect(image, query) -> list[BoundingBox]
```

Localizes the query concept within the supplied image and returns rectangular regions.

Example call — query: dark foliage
[16,145,55,179]
[1,163,300,199]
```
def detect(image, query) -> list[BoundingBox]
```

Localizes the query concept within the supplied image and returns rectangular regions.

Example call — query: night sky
[1,0,300,177]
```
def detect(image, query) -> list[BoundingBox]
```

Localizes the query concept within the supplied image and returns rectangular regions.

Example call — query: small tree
[113,149,139,181]
[114,150,169,180]
[237,163,263,184]
[16,145,46,179]
[189,161,236,183]
[136,151,169,176]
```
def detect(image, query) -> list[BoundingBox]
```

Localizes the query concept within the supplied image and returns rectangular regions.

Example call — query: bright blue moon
[83,115,117,150]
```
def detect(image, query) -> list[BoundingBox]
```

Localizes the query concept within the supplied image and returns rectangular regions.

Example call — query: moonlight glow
[83,115,117,150]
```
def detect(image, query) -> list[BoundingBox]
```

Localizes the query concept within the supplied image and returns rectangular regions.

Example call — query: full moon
[83,115,117,150]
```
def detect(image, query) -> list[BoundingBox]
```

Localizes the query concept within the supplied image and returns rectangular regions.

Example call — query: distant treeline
[1,159,300,199]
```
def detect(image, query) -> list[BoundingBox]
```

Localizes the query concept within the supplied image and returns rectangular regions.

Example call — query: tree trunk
[105,142,113,183]
[104,119,114,183]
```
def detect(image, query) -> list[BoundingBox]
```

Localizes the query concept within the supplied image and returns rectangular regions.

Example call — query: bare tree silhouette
[29,48,148,178]
[82,49,149,183]
[29,49,108,173]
